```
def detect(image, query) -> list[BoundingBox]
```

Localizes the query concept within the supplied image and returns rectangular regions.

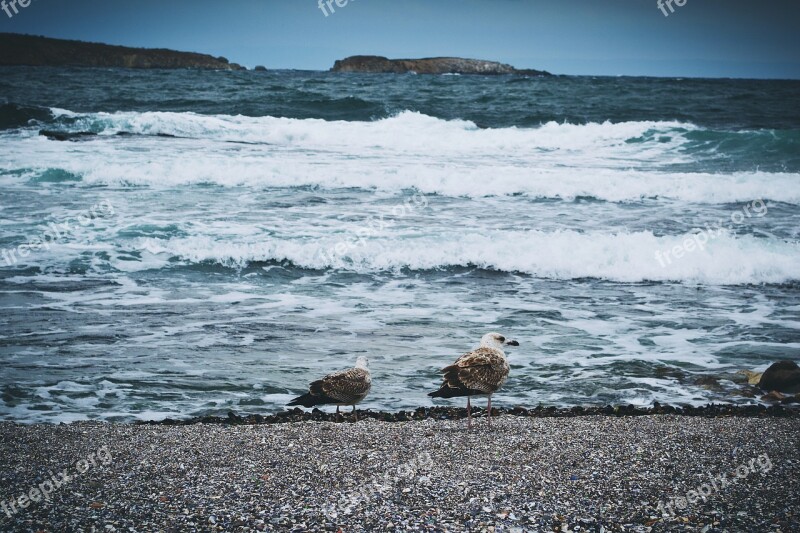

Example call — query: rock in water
[330,55,551,76]
[759,361,800,393]
[694,376,723,390]
[737,370,763,385]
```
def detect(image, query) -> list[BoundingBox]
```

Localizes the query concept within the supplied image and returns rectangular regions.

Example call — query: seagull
[287,356,372,421]
[428,333,519,428]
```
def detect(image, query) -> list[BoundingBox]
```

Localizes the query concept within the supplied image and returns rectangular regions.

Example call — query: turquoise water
[1,68,799,422]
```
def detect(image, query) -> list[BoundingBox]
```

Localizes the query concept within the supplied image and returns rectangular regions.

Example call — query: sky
[1,0,799,78]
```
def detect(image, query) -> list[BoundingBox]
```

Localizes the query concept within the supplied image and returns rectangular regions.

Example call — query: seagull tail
[428,386,460,398]
[287,393,319,408]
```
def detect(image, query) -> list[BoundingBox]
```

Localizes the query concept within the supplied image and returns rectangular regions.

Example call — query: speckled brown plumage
[429,347,510,398]
[428,332,518,428]
[288,363,371,408]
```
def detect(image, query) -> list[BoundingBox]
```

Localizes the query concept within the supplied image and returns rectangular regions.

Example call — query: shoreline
[138,402,799,426]
[0,403,797,428]
[1,415,798,531]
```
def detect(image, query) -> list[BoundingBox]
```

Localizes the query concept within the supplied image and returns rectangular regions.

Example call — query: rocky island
[331,55,551,76]
[0,33,246,70]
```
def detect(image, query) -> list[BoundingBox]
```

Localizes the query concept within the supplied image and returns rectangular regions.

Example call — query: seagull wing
[442,347,509,394]
[312,366,372,405]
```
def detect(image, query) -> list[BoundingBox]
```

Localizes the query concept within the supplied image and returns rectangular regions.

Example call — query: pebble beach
[1,413,798,532]
[3,6,800,533]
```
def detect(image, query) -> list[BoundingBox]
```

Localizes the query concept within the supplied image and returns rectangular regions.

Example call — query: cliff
[0,33,246,70]
[331,55,550,76]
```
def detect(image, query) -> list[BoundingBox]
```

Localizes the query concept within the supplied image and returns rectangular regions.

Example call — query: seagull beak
[506,340,519,346]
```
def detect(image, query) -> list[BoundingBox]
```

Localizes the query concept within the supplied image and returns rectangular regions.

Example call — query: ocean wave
[1,109,798,202]
[31,108,797,163]
[0,103,55,130]
[136,231,800,285]
[40,108,692,150]
[7,161,798,204]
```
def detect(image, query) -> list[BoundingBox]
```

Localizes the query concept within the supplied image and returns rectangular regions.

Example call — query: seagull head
[355,356,369,369]
[480,332,520,350]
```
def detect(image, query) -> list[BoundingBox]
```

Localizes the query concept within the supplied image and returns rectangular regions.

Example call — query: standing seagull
[287,356,371,421]
[429,333,519,428]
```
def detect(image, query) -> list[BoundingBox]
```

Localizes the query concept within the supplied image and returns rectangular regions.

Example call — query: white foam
[56,110,686,155]
[135,230,800,284]
[0,110,793,203]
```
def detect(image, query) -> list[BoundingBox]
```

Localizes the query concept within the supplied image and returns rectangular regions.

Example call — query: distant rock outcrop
[0,33,246,70]
[331,55,551,76]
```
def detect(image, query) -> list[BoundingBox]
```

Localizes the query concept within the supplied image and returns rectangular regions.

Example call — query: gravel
[1,415,798,532]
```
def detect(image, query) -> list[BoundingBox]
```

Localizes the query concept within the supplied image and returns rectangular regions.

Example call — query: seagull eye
[497,336,505,342]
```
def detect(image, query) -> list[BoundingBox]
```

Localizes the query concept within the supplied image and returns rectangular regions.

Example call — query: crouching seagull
[428,333,519,428]
[287,356,371,421]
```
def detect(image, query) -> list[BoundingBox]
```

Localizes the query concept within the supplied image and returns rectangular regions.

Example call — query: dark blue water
[1,68,799,422]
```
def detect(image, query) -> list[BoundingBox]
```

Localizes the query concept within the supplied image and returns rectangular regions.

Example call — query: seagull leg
[352,404,357,422]
[336,405,340,422]
[487,395,492,427]
[467,396,472,429]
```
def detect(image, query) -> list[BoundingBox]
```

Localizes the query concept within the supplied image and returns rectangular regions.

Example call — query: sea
[1,68,799,423]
